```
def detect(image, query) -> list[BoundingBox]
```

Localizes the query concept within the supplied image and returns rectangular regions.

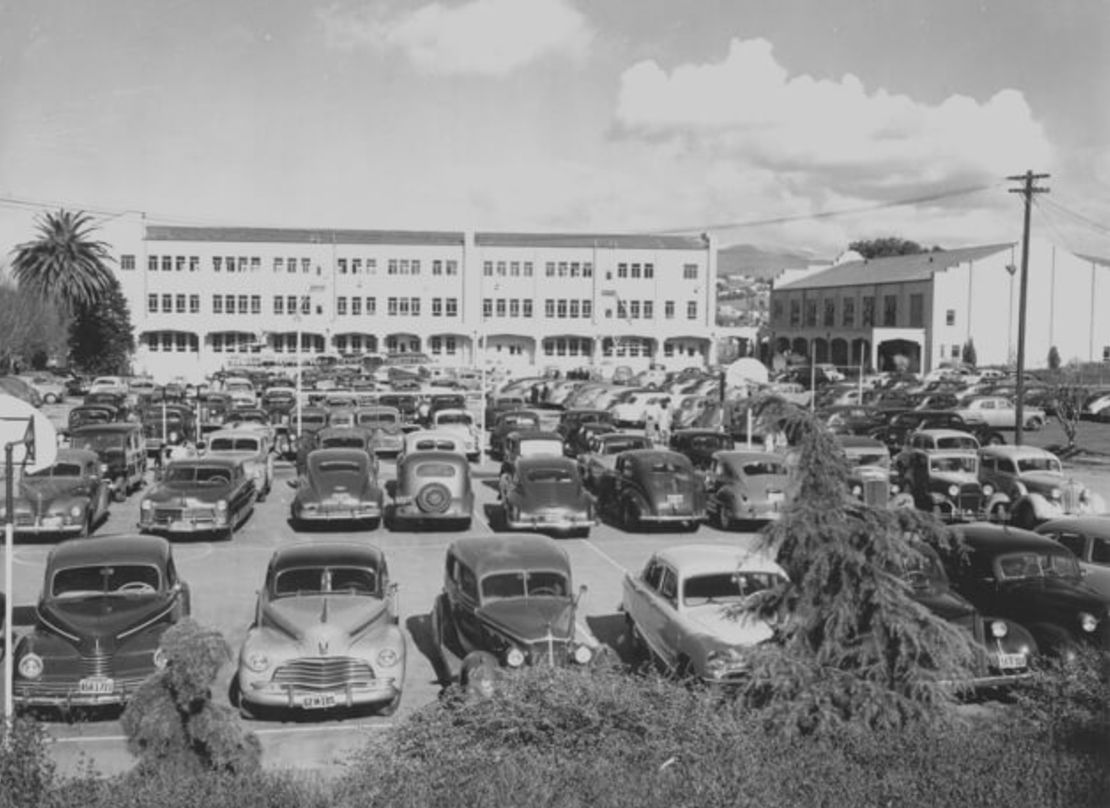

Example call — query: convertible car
[291,448,384,529]
[500,455,595,537]
[138,456,256,541]
[11,535,191,712]
[234,542,405,718]
[2,449,111,539]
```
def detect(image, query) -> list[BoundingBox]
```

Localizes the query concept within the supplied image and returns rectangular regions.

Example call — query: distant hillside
[717,244,824,280]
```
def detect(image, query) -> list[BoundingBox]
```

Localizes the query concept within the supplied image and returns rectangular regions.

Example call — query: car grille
[271,657,375,690]
[863,479,889,507]
[527,639,571,667]
[153,508,181,523]
[1061,482,1082,513]
[80,653,113,678]
[957,486,982,511]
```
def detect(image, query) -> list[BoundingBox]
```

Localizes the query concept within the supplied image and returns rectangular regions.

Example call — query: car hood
[1018,472,1067,491]
[684,603,773,646]
[996,576,1107,612]
[477,598,575,643]
[912,588,977,622]
[39,594,176,652]
[262,595,388,645]
[145,483,227,504]
[18,479,89,503]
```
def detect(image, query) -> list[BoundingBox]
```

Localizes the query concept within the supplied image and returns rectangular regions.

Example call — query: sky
[1,0,1108,261]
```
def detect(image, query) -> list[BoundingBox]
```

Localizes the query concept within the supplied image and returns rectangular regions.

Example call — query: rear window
[321,437,367,449]
[359,413,397,425]
[527,467,574,483]
[316,460,363,473]
[415,463,457,478]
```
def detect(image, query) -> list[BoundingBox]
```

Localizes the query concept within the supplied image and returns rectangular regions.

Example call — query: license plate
[997,652,1027,670]
[78,677,115,694]
[667,494,685,506]
[303,693,337,709]
[768,491,784,503]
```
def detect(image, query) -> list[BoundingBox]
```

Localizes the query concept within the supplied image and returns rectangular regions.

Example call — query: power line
[1036,197,1110,239]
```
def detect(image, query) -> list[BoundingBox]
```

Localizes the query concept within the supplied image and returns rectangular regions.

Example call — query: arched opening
[878,338,922,373]
[830,338,849,367]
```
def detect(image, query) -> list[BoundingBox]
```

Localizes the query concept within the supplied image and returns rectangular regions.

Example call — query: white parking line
[576,539,626,573]
[50,722,395,744]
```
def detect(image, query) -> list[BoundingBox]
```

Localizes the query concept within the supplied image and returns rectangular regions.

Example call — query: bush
[0,718,56,808]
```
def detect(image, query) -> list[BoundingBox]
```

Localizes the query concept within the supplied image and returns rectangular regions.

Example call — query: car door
[451,561,483,650]
[630,559,674,666]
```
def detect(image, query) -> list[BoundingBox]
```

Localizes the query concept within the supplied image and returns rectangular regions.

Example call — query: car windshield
[502,415,538,428]
[1016,456,1063,473]
[995,551,1081,581]
[683,572,781,606]
[436,413,472,426]
[846,452,888,468]
[51,563,161,598]
[209,438,260,452]
[929,455,977,474]
[71,433,125,452]
[359,413,397,426]
[301,414,326,427]
[481,570,569,601]
[163,465,232,485]
[602,438,651,454]
[273,566,378,597]
[29,462,83,478]
[739,461,788,476]
[71,410,113,425]
[526,467,574,483]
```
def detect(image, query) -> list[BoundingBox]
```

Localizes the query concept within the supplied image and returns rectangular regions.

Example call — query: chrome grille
[80,654,112,678]
[153,508,181,523]
[271,657,374,690]
[528,639,570,667]
[1061,482,1081,513]
[957,487,982,512]
[863,479,889,507]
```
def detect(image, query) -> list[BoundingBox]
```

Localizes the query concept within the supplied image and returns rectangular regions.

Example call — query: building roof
[474,232,708,250]
[775,243,1014,290]
[146,225,465,246]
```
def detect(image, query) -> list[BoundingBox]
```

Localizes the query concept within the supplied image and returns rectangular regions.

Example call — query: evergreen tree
[961,339,977,368]
[66,275,135,375]
[1048,346,1061,370]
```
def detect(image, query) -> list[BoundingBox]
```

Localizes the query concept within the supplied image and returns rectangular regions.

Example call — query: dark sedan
[500,455,595,537]
[596,449,705,531]
[3,449,111,539]
[291,448,384,529]
[138,456,255,541]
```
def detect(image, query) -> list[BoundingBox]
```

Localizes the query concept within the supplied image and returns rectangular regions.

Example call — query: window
[433,260,442,276]
[430,336,442,355]
[617,263,628,279]
[583,262,592,278]
[286,295,297,315]
[432,298,442,317]
[582,300,592,318]
[557,299,567,318]
[213,295,223,315]
[644,263,654,279]
[842,298,855,327]
[274,296,284,315]
[683,264,698,280]
[483,261,493,277]
[883,294,898,327]
[789,300,801,326]
[250,257,260,272]
[483,298,493,319]
[274,257,284,273]
[351,297,361,316]
[189,294,199,313]
[364,297,375,315]
[338,258,348,274]
[510,299,520,317]
[909,294,924,327]
[665,300,675,319]
[631,263,641,279]
[337,297,347,316]
[367,259,377,274]
[189,257,199,272]
[300,295,310,314]
[804,300,817,327]
[175,294,186,313]
[446,260,458,276]
[545,262,555,277]
[523,300,533,317]
[511,261,521,277]
[951,345,960,359]
[946,309,956,326]
[445,298,457,317]
[558,262,568,278]
[643,301,653,319]
[410,297,420,316]
[862,296,875,326]
[287,257,296,274]
[160,256,171,272]
[162,293,172,312]
[496,298,507,317]
[147,294,158,313]
[617,300,627,319]
[237,295,249,314]
[629,300,641,318]
[545,299,555,318]
[148,256,158,271]
[824,298,836,327]
[523,262,533,277]
[569,299,579,318]
[238,257,248,273]
[687,301,697,320]
[121,255,135,270]
[412,260,420,275]
[497,261,506,277]
[301,258,311,274]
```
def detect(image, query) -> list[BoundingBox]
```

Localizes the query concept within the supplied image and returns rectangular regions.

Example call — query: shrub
[0,718,56,808]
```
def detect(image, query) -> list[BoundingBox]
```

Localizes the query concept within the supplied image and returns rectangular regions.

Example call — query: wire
[1036,197,1110,239]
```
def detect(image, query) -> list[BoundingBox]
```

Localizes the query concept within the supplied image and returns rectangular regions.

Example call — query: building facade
[108,225,719,381]
[769,239,1110,374]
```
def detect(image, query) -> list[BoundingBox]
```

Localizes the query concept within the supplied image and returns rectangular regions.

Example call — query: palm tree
[10,209,115,312]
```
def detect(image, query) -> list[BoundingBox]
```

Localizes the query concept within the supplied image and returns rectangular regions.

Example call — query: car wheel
[415,483,452,515]
[44,393,57,405]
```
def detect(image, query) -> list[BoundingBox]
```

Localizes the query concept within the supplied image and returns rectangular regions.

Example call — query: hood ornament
[318,638,329,656]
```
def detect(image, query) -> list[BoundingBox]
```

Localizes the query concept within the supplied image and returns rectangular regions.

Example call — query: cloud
[319,0,592,76]
[614,38,1053,201]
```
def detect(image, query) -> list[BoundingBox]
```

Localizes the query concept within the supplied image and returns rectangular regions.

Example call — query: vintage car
[703,450,792,529]
[260,386,297,418]
[326,408,357,429]
[198,391,234,430]
[596,449,705,531]
[978,445,1106,528]
[204,427,275,502]
[140,403,197,459]
[294,405,329,435]
[500,429,565,467]
[556,408,615,441]
[817,405,888,436]
[484,395,529,429]
[487,409,542,460]
[314,425,378,458]
[871,410,1004,455]
[622,544,787,682]
[376,393,421,425]
[893,428,981,477]
[66,403,123,433]
[564,421,617,459]
[222,376,257,409]
[2,449,111,538]
[424,393,467,426]
[11,535,191,711]
[391,450,474,530]
[500,455,595,537]
[608,391,671,429]
[83,390,132,416]
[290,448,384,529]
[668,428,736,471]
[902,446,986,523]
[934,524,1110,655]
[234,542,404,718]
[954,396,1046,431]
[397,430,468,464]
[138,456,256,540]
[576,431,654,490]
[430,408,481,461]
[1034,517,1110,600]
[68,423,147,501]
[431,534,598,677]
[354,406,405,455]
[836,435,914,510]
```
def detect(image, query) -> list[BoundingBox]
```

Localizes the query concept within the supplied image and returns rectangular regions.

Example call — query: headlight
[169,431,180,443]
[19,654,43,680]
[982,484,994,497]
[1080,612,1098,633]
[573,645,592,665]
[705,652,729,679]
[140,500,152,511]
[505,647,526,668]
[947,484,959,497]
[989,620,1008,639]
[851,485,862,496]
[245,651,270,672]
[69,504,83,518]
[1050,488,1061,500]
[216,499,228,512]
[153,647,168,669]
[890,483,900,494]
[377,648,400,667]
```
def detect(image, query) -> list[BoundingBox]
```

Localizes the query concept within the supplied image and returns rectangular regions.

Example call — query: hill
[717,243,826,280]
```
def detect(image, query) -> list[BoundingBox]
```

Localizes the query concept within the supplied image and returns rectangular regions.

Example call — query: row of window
[484,261,537,278]
[148,294,201,314]
[144,332,199,352]
[482,298,536,318]
[778,293,929,329]
[542,299,593,319]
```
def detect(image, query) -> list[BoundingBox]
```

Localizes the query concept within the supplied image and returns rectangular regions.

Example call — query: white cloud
[319,0,592,76]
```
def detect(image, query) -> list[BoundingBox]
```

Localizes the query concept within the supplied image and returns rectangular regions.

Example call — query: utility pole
[1008,170,1050,446]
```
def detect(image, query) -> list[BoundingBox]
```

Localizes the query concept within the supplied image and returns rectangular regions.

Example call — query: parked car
[901,444,986,523]
[668,429,736,471]
[140,403,197,460]
[622,544,787,682]
[484,395,529,428]
[430,408,481,461]
[11,535,190,711]
[500,455,595,537]
[260,386,297,418]
[391,450,474,530]
[138,456,256,541]
[18,374,66,404]
[234,542,404,718]
[2,449,111,539]
[978,445,1106,528]
[817,405,887,436]
[836,435,912,510]
[595,449,704,531]
[954,396,1046,430]
[577,431,654,490]
[703,450,792,529]
[290,448,383,529]
[66,403,124,433]
[204,427,275,502]
[932,524,1110,655]
[431,534,598,679]
[1034,516,1110,600]
[68,423,147,501]
[487,409,542,460]
[893,428,981,477]
[354,406,405,455]
[500,429,565,467]
[872,410,1004,456]
[608,391,671,429]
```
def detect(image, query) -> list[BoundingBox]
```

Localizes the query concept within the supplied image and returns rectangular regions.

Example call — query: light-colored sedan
[622,544,787,683]
[1035,516,1110,599]
[955,396,1046,430]
[204,426,274,501]
[703,450,793,528]
[978,445,1105,528]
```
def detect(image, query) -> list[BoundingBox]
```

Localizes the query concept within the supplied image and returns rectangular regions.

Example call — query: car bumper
[394,502,470,520]
[138,515,228,534]
[295,504,382,522]
[640,511,705,524]
[14,674,151,708]
[506,514,595,532]
[240,676,400,710]
[11,519,87,536]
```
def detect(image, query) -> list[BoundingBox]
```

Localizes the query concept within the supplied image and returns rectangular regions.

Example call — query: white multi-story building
[107,224,719,381]
[768,238,1110,374]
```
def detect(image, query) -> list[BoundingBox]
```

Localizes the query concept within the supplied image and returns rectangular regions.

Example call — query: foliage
[0,281,69,373]
[734,404,979,736]
[1011,646,1110,753]
[847,237,940,259]
[9,209,116,314]
[0,718,56,808]
[1048,345,1062,370]
[66,274,135,375]
[961,338,977,367]
[1052,382,1087,452]
[120,619,261,776]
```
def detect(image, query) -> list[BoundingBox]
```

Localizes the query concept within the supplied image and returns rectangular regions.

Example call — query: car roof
[979,445,1054,459]
[836,435,886,450]
[48,534,172,569]
[914,429,978,440]
[952,523,1072,553]
[621,448,691,466]
[70,422,139,433]
[450,534,571,577]
[1035,515,1110,535]
[515,455,578,473]
[270,542,385,571]
[52,448,100,466]
[653,544,786,578]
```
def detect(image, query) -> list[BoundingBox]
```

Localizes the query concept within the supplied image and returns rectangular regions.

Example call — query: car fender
[984,492,1011,514]
[1018,492,1060,521]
